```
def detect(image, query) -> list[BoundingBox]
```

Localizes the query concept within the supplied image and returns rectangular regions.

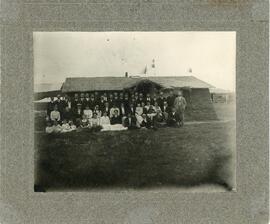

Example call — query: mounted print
[34,32,236,192]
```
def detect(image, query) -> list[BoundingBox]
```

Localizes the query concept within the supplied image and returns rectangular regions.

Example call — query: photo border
[0,1,268,223]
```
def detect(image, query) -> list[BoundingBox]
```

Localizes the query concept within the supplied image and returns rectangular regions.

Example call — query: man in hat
[174,91,187,126]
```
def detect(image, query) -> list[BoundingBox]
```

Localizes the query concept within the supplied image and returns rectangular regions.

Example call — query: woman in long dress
[135,103,143,127]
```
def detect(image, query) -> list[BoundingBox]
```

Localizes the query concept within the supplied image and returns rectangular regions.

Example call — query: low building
[61,76,218,121]
[209,88,235,103]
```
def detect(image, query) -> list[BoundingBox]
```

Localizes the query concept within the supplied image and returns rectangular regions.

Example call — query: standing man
[47,96,55,117]
[174,91,187,126]
[89,94,96,110]
[54,94,65,120]
[71,93,79,110]
[166,90,175,108]
[103,102,111,115]
[157,91,165,106]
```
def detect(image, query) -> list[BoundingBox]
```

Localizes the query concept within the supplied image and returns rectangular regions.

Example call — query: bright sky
[34,32,236,91]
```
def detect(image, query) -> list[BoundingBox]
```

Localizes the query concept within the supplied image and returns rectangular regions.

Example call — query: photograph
[33,32,236,192]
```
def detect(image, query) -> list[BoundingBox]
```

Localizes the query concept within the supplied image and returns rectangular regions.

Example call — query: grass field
[34,119,235,191]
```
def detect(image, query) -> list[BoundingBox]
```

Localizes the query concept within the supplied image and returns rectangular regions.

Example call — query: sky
[34,32,236,91]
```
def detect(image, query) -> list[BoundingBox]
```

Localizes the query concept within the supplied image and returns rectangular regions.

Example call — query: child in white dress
[45,122,54,134]
[90,113,100,127]
[83,105,93,120]
[61,119,72,133]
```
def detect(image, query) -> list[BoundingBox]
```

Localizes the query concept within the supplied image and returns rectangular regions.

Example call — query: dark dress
[111,115,121,125]
[123,116,137,129]
[167,111,180,126]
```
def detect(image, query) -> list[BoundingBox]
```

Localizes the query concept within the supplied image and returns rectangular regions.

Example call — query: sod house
[60,76,217,121]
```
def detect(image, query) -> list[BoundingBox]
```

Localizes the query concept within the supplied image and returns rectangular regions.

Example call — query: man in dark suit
[157,91,166,108]
[99,96,106,112]
[128,103,136,115]
[123,93,129,104]
[119,92,124,105]
[145,93,151,104]
[62,95,72,109]
[151,94,158,106]
[113,94,120,108]
[119,102,127,118]
[71,93,79,110]
[103,102,110,116]
[141,102,148,114]
[166,90,175,108]
[62,106,73,121]
[54,94,65,120]
[138,93,144,105]
[80,93,85,107]
[89,94,96,110]
[140,114,151,129]
[123,113,137,129]
[47,96,55,116]
[82,93,90,110]
[161,101,170,113]
[108,94,114,108]
[167,107,181,127]
[73,103,83,126]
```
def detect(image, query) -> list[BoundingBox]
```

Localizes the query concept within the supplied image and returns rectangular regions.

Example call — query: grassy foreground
[35,121,235,191]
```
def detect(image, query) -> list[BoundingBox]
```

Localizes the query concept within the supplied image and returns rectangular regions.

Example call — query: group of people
[45,90,187,134]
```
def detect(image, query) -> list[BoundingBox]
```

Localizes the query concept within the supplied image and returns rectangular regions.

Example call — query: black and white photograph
[34,32,236,192]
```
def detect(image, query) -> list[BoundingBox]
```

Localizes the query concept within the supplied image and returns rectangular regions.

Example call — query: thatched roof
[61,76,213,93]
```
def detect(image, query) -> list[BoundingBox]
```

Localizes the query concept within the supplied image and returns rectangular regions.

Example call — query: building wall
[185,88,218,121]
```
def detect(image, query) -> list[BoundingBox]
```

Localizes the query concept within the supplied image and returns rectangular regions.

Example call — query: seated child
[52,120,62,133]
[90,113,100,127]
[93,105,102,118]
[45,121,54,134]
[61,119,71,133]
[69,120,77,131]
[80,114,90,128]
[83,105,93,120]
[154,109,165,123]
[147,105,157,121]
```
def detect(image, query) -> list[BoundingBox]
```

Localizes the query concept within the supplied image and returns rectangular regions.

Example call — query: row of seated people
[46,104,182,133]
